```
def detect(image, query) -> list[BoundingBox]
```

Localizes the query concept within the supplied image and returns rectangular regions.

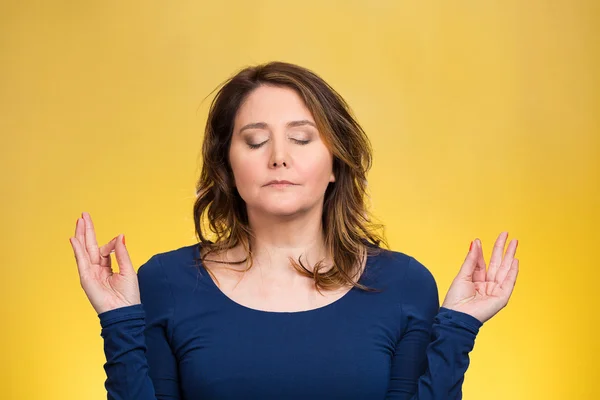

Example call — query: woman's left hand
[441,232,519,324]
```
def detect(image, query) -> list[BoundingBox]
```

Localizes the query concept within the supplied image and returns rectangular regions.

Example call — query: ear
[329,172,335,183]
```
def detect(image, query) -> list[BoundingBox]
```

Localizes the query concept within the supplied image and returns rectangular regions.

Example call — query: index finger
[473,239,486,282]
[487,231,508,282]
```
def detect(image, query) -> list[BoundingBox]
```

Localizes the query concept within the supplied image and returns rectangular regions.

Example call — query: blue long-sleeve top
[98,243,483,399]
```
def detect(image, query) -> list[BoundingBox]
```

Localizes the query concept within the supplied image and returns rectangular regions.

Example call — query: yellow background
[1,1,598,399]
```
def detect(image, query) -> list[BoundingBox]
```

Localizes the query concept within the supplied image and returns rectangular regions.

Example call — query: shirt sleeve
[98,254,181,399]
[386,256,483,400]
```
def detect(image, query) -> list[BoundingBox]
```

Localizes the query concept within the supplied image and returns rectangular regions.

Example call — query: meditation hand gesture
[69,212,140,315]
[441,232,519,324]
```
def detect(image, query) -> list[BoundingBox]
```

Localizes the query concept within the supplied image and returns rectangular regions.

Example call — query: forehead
[234,85,315,127]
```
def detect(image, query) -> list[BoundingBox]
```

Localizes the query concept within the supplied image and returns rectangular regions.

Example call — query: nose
[268,136,288,168]
[271,159,287,167]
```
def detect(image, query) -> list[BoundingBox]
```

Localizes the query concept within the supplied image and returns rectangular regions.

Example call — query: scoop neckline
[193,244,373,315]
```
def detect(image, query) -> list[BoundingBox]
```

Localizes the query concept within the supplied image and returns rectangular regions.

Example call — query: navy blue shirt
[98,243,483,399]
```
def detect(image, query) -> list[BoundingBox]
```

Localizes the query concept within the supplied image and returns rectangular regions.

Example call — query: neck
[245,205,329,277]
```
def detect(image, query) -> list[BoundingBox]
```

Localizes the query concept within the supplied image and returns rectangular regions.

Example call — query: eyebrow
[238,120,317,134]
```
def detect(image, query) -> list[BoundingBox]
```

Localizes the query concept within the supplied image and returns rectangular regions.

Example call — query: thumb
[114,234,135,276]
[456,239,479,281]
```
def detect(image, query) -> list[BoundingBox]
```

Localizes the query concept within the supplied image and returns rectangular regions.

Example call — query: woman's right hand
[69,212,141,315]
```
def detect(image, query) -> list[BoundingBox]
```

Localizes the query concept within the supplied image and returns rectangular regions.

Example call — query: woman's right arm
[70,212,181,399]
[99,256,181,399]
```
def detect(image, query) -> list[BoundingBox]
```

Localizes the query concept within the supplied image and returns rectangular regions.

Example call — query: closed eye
[247,141,267,149]
[247,139,309,149]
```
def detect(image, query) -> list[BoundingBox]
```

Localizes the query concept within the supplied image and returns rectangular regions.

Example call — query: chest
[170,302,400,399]
[215,275,351,313]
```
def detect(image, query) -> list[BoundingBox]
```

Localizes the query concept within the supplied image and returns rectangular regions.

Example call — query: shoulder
[136,243,203,308]
[376,251,441,334]
[368,248,437,292]
[369,248,440,319]
[137,243,201,286]
[362,248,440,321]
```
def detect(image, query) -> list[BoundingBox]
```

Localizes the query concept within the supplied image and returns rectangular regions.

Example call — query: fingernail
[122,235,126,245]
[476,239,481,247]
[469,241,473,251]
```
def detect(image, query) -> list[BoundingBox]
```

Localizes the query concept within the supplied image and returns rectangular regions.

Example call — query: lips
[265,180,296,186]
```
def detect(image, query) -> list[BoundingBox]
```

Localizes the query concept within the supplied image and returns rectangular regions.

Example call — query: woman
[70,61,519,399]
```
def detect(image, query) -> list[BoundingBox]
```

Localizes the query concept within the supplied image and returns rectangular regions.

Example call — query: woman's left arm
[386,232,519,399]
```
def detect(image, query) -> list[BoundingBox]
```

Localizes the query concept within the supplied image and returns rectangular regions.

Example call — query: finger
[75,218,87,259]
[99,237,119,269]
[473,239,487,282]
[74,217,80,238]
[70,236,91,279]
[495,238,518,285]
[74,219,91,264]
[114,234,135,276]
[82,212,100,265]
[500,258,519,296]
[487,231,508,282]
[456,238,480,280]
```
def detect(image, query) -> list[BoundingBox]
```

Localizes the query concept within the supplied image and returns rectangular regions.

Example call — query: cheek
[229,149,261,189]
[298,152,333,184]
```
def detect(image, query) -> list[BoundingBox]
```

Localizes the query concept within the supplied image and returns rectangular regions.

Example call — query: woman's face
[228,85,335,218]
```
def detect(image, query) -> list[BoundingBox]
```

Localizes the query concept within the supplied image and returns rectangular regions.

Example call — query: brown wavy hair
[193,61,387,292]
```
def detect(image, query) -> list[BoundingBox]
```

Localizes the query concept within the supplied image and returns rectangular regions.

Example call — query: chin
[263,205,307,218]
[251,200,311,218]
